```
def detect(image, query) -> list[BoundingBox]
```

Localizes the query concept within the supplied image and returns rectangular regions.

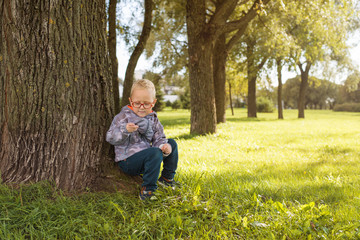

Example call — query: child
[106,79,179,200]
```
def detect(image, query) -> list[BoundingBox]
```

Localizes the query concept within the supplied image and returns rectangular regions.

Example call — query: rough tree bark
[213,34,227,123]
[247,40,257,118]
[298,62,312,118]
[108,0,120,113]
[0,0,116,191]
[121,0,153,107]
[186,0,217,134]
[276,57,283,119]
[187,0,258,134]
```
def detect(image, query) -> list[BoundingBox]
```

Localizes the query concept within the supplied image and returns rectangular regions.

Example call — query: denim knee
[167,138,177,150]
[147,147,163,162]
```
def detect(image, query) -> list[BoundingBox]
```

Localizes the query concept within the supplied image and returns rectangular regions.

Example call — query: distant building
[163,85,182,95]
[163,95,178,103]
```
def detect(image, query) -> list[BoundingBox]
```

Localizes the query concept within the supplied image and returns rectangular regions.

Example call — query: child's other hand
[126,123,139,132]
[161,143,172,155]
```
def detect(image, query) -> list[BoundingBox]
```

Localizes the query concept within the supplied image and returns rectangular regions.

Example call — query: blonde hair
[130,79,156,99]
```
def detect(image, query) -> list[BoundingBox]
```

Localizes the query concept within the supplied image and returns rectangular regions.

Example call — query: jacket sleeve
[106,112,131,146]
[151,117,168,148]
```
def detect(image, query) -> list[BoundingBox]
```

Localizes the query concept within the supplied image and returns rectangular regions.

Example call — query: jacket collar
[126,105,155,117]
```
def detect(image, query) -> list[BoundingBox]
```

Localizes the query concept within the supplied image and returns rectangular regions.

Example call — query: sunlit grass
[1,109,360,239]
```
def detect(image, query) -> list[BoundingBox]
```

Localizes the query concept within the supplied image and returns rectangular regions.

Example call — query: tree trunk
[246,41,257,118]
[298,62,311,118]
[228,80,234,116]
[108,0,120,113]
[121,0,153,107]
[213,34,227,123]
[0,0,115,191]
[276,58,284,119]
[247,75,257,118]
[186,0,217,134]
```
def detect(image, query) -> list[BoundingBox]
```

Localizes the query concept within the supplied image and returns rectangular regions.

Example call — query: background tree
[108,0,120,113]
[147,0,188,79]
[284,0,355,118]
[121,0,153,107]
[226,58,248,110]
[186,0,271,134]
[0,0,115,191]
[229,12,274,118]
[263,1,295,119]
[336,71,360,104]
[212,0,271,123]
[282,76,339,109]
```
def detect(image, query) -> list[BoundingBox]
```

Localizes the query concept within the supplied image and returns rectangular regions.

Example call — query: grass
[1,109,360,239]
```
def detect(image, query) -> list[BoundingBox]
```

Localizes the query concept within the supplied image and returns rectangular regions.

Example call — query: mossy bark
[0,0,115,191]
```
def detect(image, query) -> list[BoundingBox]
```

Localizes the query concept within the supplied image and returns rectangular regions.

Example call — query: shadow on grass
[160,117,190,127]
[173,133,199,140]
[226,116,295,122]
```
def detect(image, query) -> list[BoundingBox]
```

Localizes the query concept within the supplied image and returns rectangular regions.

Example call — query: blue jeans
[118,139,178,191]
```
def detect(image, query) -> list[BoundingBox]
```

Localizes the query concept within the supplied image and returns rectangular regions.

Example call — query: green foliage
[333,102,360,112]
[147,0,188,78]
[337,71,360,104]
[179,88,190,110]
[1,109,360,239]
[256,97,274,113]
[171,99,181,110]
[165,100,172,107]
[283,76,339,109]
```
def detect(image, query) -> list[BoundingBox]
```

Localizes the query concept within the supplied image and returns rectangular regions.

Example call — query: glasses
[130,100,153,109]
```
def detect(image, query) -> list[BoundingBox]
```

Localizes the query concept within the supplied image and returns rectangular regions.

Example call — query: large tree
[186,0,270,134]
[0,0,115,191]
[212,0,271,123]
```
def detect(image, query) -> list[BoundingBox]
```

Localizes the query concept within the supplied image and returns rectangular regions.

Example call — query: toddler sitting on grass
[106,79,179,200]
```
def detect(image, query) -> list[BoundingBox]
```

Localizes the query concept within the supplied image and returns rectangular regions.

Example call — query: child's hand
[161,143,172,155]
[126,123,139,132]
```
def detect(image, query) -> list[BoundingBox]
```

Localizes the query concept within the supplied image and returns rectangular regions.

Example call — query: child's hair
[130,79,156,99]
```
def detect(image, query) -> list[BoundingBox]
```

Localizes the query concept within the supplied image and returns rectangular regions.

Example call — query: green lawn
[1,109,360,239]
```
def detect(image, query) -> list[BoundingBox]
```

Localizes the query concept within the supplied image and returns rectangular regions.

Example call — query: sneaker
[158,176,179,188]
[139,187,154,200]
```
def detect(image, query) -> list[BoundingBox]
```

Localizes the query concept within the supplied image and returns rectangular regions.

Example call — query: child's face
[129,87,156,117]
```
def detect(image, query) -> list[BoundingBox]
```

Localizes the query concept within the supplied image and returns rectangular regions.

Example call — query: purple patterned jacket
[106,105,168,162]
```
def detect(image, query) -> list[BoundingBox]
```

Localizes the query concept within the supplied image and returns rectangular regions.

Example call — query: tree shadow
[160,117,190,127]
[173,133,198,140]
[226,117,280,122]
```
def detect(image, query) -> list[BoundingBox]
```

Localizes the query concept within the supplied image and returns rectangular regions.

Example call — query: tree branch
[257,56,268,70]
[219,0,271,35]
[208,0,238,25]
